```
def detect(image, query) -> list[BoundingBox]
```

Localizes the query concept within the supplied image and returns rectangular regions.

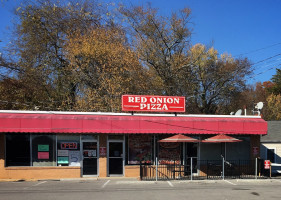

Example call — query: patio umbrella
[202,135,242,143]
[158,134,199,143]
[158,134,199,166]
[202,134,242,160]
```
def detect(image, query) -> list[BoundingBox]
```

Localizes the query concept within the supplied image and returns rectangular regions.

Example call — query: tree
[185,44,252,114]
[0,0,106,110]
[264,94,281,120]
[65,27,150,112]
[262,68,281,120]
[1,2,253,114]
[119,5,192,96]
[226,81,272,116]
[268,68,281,95]
[120,5,252,114]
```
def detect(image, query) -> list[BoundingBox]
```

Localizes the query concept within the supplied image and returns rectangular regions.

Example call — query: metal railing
[140,158,266,181]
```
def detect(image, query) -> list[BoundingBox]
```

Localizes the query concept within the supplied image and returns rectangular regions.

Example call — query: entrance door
[82,141,98,176]
[108,142,124,175]
[185,143,198,174]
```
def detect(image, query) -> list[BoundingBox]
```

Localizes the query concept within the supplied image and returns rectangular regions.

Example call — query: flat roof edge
[0,110,262,118]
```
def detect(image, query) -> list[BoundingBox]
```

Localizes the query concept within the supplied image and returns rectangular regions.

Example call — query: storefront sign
[100,147,106,156]
[264,160,271,169]
[122,95,185,112]
[38,152,49,159]
[38,144,49,152]
[60,142,78,150]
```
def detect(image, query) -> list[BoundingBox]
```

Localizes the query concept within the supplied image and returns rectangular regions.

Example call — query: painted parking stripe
[24,181,47,189]
[167,181,174,187]
[101,180,111,188]
[33,181,47,186]
[224,180,237,185]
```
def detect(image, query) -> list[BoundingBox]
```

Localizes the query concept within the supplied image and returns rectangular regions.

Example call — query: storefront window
[127,135,153,164]
[57,135,80,166]
[158,136,181,165]
[32,135,56,166]
[6,134,31,166]
[81,135,97,140]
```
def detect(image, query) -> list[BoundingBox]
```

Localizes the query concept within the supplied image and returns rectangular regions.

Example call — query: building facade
[0,110,267,180]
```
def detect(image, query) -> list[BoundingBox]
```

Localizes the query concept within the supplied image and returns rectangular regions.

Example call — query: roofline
[0,110,262,119]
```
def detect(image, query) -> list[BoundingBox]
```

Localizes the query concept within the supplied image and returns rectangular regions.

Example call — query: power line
[253,59,281,74]
[234,42,281,57]
[251,53,281,66]
[248,63,281,80]
[253,57,281,69]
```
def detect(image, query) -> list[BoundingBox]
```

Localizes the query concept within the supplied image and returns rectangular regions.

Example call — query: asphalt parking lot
[1,178,281,200]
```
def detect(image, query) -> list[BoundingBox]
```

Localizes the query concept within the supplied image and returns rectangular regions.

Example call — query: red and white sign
[60,142,78,150]
[264,160,271,169]
[100,147,106,156]
[122,95,185,112]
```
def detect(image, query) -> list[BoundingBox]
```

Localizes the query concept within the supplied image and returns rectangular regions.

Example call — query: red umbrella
[202,134,242,160]
[158,134,199,143]
[202,134,242,143]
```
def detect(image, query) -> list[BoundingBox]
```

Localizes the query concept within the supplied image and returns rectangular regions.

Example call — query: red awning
[0,112,267,135]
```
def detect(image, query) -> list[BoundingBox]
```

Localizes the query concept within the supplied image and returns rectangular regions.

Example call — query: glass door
[82,141,98,176]
[108,141,124,176]
[185,143,198,174]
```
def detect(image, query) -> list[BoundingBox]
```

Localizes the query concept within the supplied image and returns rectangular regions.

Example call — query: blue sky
[1,0,281,84]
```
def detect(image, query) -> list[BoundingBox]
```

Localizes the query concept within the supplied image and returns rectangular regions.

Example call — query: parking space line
[33,181,47,186]
[224,180,237,185]
[101,180,110,188]
[24,181,47,189]
[167,181,174,187]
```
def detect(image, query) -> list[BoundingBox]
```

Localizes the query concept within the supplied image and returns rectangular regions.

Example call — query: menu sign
[122,95,185,112]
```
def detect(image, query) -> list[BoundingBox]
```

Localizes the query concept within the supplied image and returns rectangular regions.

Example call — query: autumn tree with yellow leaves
[65,27,149,112]
[0,1,254,114]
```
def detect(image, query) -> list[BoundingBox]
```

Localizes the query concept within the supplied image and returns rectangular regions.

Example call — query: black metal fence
[140,158,267,181]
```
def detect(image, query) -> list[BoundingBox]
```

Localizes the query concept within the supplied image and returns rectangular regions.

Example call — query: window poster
[128,135,152,164]
[69,151,81,166]
[38,152,49,159]
[58,156,69,164]
[38,144,49,152]
[58,150,69,157]
[88,150,96,157]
